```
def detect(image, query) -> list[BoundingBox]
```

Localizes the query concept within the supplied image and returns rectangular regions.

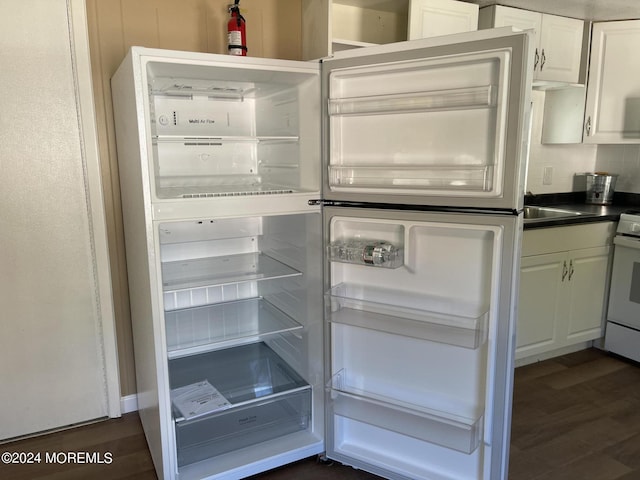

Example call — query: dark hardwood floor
[509,348,640,480]
[2,348,640,479]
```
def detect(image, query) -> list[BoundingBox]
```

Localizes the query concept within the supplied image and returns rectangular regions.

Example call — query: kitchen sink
[523,206,585,222]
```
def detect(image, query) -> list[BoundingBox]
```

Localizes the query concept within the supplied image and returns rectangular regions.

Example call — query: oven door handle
[614,236,640,249]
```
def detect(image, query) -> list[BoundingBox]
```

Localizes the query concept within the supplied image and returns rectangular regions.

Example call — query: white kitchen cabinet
[408,0,478,40]
[516,222,615,362]
[583,20,640,144]
[479,5,584,84]
[302,0,478,60]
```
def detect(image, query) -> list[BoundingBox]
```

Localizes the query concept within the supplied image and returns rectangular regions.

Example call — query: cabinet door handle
[568,259,574,281]
[562,260,568,281]
[534,48,540,71]
[540,48,546,70]
[585,116,592,136]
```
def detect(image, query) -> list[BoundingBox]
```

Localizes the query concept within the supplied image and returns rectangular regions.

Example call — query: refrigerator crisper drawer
[326,283,489,349]
[169,342,311,467]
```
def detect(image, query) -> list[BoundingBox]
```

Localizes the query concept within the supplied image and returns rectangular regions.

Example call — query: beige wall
[85,0,303,397]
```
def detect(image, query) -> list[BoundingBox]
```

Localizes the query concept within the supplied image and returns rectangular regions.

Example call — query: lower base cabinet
[516,222,615,361]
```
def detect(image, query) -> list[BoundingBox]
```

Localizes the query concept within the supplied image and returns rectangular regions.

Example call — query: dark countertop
[523,192,640,230]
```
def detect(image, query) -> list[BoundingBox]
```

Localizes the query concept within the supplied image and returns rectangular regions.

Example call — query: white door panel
[0,0,118,440]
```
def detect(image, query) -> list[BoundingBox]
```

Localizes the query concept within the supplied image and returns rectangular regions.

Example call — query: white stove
[604,213,640,362]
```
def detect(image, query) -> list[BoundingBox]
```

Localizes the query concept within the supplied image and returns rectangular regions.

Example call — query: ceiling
[460,0,640,21]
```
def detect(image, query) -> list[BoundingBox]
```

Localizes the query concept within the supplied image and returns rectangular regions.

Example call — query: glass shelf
[326,283,488,349]
[165,298,303,359]
[162,252,302,292]
[328,86,496,116]
[328,165,494,192]
[153,135,299,144]
[327,370,483,454]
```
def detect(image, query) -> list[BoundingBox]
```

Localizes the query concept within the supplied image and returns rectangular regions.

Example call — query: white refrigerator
[111,26,533,480]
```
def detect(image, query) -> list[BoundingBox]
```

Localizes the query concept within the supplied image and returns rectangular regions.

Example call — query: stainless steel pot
[585,173,618,205]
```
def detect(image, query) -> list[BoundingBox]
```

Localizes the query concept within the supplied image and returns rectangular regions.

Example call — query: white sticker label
[171,380,231,420]
[228,30,242,45]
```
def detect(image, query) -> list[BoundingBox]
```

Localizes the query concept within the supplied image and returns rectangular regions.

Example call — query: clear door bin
[328,370,483,454]
[326,283,488,349]
[170,342,311,467]
[328,240,403,268]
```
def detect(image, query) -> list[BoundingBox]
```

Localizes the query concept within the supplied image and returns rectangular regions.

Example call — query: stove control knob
[631,223,640,233]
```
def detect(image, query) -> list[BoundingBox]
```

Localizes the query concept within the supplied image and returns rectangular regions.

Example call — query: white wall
[595,145,640,194]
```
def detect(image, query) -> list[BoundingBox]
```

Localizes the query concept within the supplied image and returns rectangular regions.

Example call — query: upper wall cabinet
[479,5,584,84]
[408,0,478,40]
[302,0,478,60]
[583,20,640,144]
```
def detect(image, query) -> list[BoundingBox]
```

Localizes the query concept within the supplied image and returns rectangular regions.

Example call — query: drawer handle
[534,48,540,71]
[540,48,546,70]
[585,116,592,136]
[562,260,568,281]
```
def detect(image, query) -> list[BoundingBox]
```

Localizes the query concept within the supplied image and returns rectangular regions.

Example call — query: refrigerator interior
[144,59,320,201]
[158,212,324,477]
[325,208,507,480]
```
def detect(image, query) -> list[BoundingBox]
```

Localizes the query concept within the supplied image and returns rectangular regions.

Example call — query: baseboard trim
[120,394,138,414]
[515,341,593,367]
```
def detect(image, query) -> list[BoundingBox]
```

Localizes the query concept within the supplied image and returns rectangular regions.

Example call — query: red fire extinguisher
[227,0,247,56]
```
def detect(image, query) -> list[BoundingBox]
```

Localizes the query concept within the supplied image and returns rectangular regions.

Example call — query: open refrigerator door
[323,207,521,480]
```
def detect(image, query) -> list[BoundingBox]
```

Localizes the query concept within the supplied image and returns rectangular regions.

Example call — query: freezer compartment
[145,60,320,200]
[328,370,483,454]
[165,298,303,359]
[326,283,488,349]
[170,342,312,467]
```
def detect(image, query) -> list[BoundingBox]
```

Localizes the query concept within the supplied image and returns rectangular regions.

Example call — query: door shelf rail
[328,165,494,192]
[162,252,302,293]
[326,283,488,349]
[328,85,496,116]
[165,297,303,359]
[327,370,483,454]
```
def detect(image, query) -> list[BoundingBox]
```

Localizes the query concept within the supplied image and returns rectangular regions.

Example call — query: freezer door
[323,206,521,480]
[321,28,533,210]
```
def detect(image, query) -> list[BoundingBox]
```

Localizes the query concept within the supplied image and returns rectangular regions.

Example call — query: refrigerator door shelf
[328,165,494,193]
[328,85,496,116]
[326,283,488,349]
[327,369,483,454]
[165,297,304,359]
